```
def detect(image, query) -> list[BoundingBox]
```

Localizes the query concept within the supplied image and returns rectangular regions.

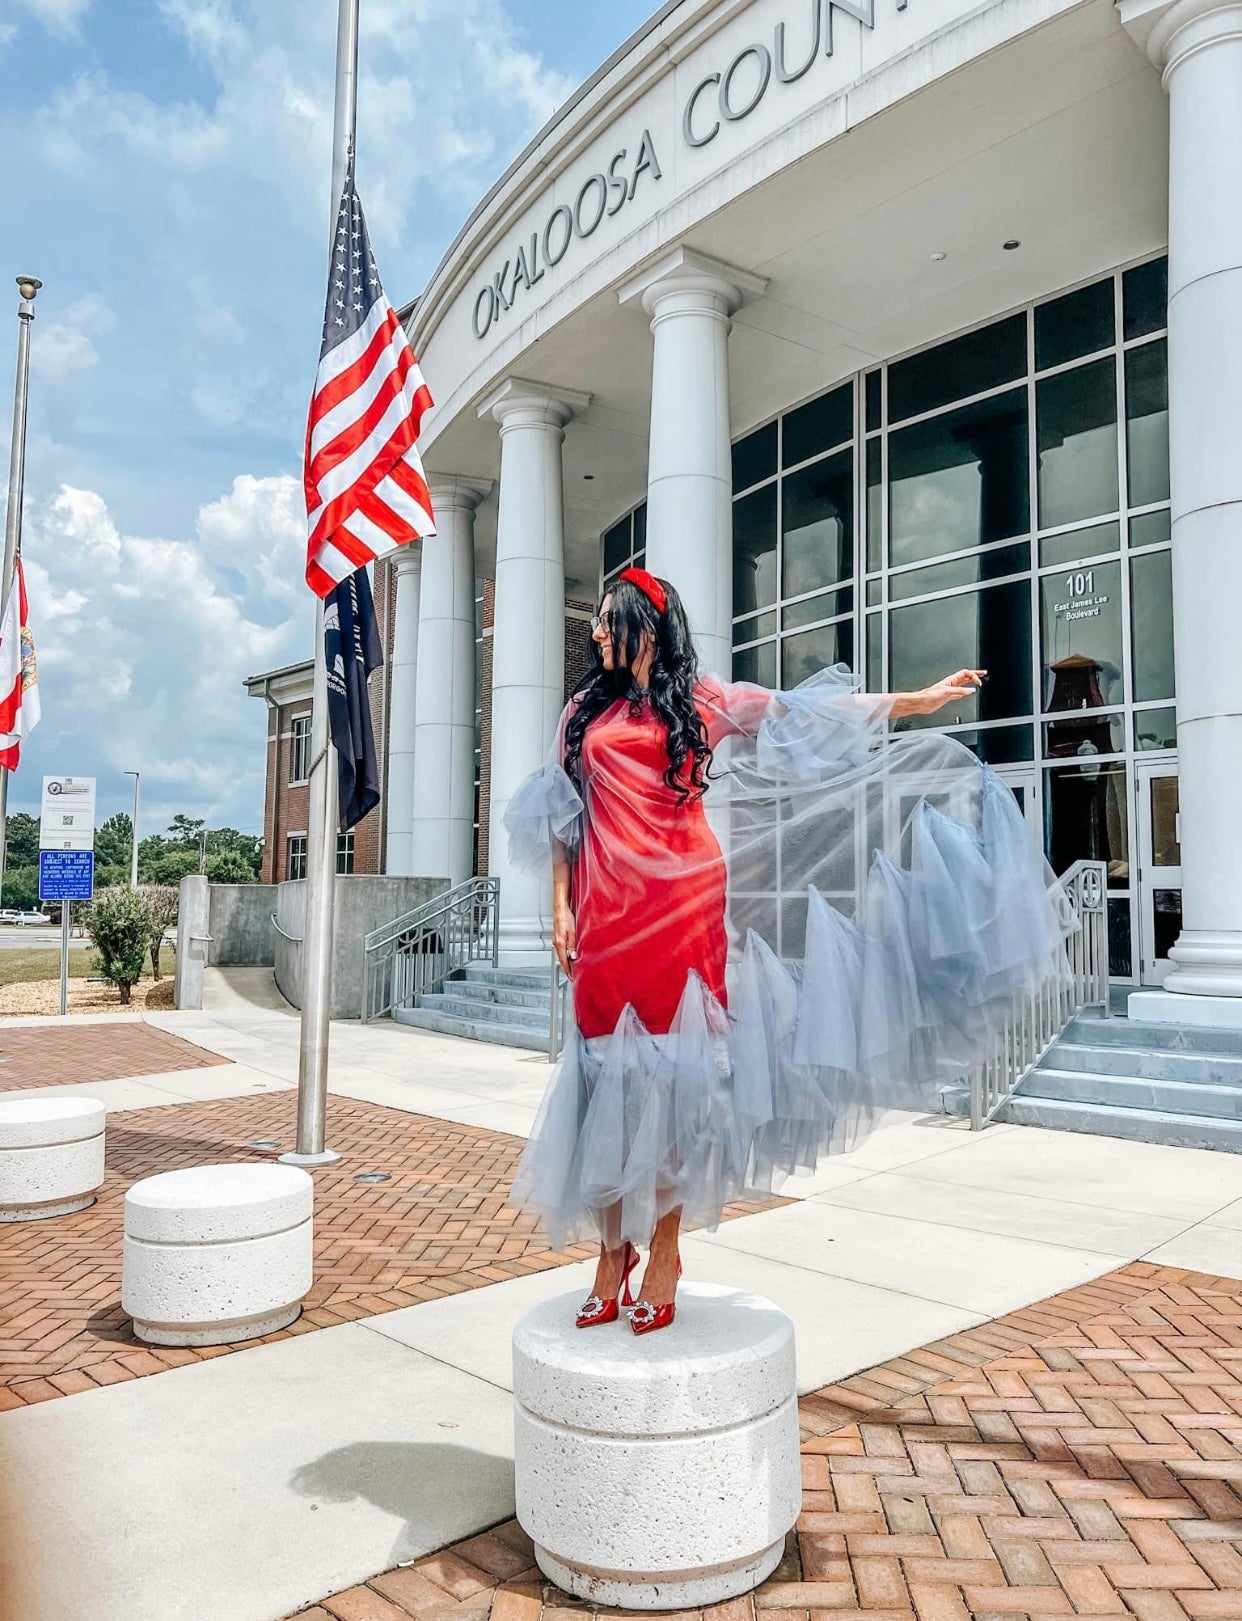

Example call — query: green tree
[0,867,40,911]
[95,812,134,869]
[139,885,179,979]
[206,850,257,884]
[168,814,206,845]
[85,887,153,1005]
[5,812,40,868]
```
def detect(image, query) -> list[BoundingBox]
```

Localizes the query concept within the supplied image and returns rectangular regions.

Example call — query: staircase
[394,962,557,1053]
[945,1010,1242,1151]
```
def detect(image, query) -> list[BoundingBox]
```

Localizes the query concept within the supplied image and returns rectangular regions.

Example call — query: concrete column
[412,477,491,889]
[478,378,590,960]
[384,549,421,877]
[620,248,766,678]
[1123,0,1242,1015]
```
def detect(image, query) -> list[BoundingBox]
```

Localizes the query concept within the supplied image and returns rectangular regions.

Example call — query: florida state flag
[0,559,41,770]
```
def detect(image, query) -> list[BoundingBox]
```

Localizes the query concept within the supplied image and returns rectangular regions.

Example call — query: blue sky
[0,0,657,836]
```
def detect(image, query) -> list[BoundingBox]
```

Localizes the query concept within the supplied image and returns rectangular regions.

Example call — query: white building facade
[384,0,1242,1021]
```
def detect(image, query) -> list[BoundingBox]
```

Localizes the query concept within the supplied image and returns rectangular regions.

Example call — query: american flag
[304,162,436,595]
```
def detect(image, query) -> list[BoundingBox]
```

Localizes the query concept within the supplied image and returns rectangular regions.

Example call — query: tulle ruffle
[503,762,584,876]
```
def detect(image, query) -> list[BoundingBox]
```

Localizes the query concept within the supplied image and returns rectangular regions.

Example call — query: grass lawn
[0,947,97,984]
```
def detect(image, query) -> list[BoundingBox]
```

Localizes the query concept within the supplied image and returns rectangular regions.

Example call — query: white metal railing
[362,878,499,1023]
[968,859,1109,1129]
[548,949,570,1062]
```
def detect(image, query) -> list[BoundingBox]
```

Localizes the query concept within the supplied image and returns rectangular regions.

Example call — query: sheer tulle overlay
[504,666,1072,1249]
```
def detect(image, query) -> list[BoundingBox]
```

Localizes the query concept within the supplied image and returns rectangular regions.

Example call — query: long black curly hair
[563,575,714,802]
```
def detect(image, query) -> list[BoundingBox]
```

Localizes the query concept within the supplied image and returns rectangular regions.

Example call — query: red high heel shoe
[576,1243,639,1328]
[628,1258,682,1336]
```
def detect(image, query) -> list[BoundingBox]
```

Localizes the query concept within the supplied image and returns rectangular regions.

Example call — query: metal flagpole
[0,275,41,897]
[125,769,141,887]
[281,0,357,1167]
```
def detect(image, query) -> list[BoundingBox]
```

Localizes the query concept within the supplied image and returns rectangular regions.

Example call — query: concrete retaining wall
[208,886,276,969]
[273,875,447,1020]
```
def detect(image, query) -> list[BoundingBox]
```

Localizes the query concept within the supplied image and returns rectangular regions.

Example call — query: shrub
[86,887,154,1005]
[140,884,179,980]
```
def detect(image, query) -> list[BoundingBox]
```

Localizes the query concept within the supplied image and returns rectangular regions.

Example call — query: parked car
[0,909,46,927]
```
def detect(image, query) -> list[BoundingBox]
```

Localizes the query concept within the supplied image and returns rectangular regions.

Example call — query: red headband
[619,567,667,614]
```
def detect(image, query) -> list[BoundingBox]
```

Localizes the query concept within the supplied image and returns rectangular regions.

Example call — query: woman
[505,568,1068,1335]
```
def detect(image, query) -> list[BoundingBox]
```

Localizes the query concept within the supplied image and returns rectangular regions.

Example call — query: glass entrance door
[1136,762,1181,985]
[996,766,1038,834]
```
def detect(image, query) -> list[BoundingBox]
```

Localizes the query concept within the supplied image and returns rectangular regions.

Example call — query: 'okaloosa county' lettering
[473,130,663,340]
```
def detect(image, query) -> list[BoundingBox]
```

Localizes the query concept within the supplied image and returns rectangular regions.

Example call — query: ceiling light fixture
[1003,239,1022,251]
[929,251,947,263]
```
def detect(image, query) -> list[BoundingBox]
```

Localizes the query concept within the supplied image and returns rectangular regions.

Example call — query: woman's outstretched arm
[887,668,985,719]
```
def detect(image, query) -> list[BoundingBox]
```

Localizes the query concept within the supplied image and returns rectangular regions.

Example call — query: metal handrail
[271,914,303,945]
[967,859,1109,1130]
[362,877,500,1023]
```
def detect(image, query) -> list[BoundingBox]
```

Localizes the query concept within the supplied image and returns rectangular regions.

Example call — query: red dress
[572,692,728,1038]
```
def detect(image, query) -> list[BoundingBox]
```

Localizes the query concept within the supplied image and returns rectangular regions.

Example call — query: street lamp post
[124,771,140,888]
[0,275,42,896]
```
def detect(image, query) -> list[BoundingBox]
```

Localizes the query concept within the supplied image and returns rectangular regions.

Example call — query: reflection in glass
[866,613,882,694]
[634,504,647,552]
[1150,774,1180,865]
[1040,560,1123,711]
[1131,549,1175,703]
[1046,761,1129,887]
[1123,257,1168,342]
[732,422,777,494]
[889,389,1028,567]
[603,519,631,576]
[783,587,852,631]
[732,640,777,688]
[890,580,1032,728]
[945,724,1035,764]
[866,437,882,572]
[866,371,881,432]
[1036,279,1114,371]
[1153,888,1182,962]
[1039,521,1119,570]
[888,313,1026,423]
[1037,358,1119,528]
[889,542,1030,603]
[782,620,854,687]
[1045,712,1124,759]
[784,383,852,468]
[866,578,881,607]
[1135,706,1177,751]
[733,611,777,647]
[783,449,853,597]
[1108,896,1132,977]
[1126,340,1170,509]
[732,484,777,616]
[1131,509,1171,549]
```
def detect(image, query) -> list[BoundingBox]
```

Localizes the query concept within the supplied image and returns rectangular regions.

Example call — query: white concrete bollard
[0,1097,106,1221]
[122,1164,313,1347]
[513,1283,801,1609]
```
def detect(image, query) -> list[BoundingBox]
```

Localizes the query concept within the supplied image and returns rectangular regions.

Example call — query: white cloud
[30,293,113,387]
[10,0,90,38]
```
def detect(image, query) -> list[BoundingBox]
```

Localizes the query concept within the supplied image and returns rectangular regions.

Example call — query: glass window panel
[888,313,1027,423]
[1037,358,1119,528]
[783,586,853,631]
[1126,340,1170,509]
[1045,712,1125,759]
[781,896,809,960]
[1135,706,1176,751]
[1035,279,1115,371]
[1153,888,1182,963]
[730,801,778,892]
[782,448,853,597]
[603,519,631,576]
[866,613,882,693]
[1045,761,1130,888]
[865,371,881,432]
[1108,895,1133,978]
[1150,774,1181,866]
[633,504,647,551]
[1131,549,1175,703]
[866,578,882,607]
[783,383,852,469]
[732,423,777,494]
[632,551,646,570]
[733,610,777,647]
[889,580,1032,728]
[1039,520,1119,569]
[1131,508,1171,548]
[782,620,854,687]
[731,893,778,951]
[1123,257,1168,341]
[732,639,777,688]
[866,437,882,572]
[1040,559,1123,711]
[733,484,778,616]
[889,388,1029,567]
[889,541,1030,603]
[947,724,1035,764]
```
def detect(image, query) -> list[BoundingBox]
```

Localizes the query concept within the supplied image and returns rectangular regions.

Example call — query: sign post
[40,778,96,1016]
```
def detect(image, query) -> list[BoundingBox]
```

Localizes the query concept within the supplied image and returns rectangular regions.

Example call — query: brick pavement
[0,1020,228,1089]
[293,1262,1242,1621]
[0,1091,780,1407]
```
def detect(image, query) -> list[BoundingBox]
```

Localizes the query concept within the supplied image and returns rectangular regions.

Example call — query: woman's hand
[553,901,578,980]
[914,668,985,715]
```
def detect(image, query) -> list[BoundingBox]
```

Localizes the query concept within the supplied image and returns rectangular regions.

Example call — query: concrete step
[1040,1041,1242,1088]
[1061,1012,1242,1058]
[1019,1066,1242,1122]
[941,1083,1242,1152]
[441,979,549,1011]
[461,963,553,993]
[419,993,549,1030]
[393,1004,552,1053]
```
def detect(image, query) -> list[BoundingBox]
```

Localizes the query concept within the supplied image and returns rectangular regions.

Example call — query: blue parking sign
[39,849,95,902]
